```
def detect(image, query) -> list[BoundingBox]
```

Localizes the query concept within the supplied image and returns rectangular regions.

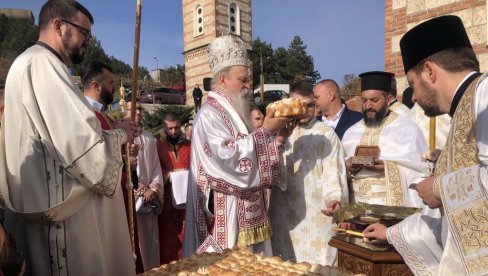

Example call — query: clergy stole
[354,112,407,206]
[434,75,488,275]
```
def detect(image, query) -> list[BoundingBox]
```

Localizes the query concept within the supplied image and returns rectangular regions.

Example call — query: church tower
[182,0,252,105]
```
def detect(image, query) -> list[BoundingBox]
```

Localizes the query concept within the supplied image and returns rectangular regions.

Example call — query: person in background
[341,71,428,208]
[156,112,191,264]
[126,101,164,271]
[250,105,264,129]
[386,77,410,116]
[184,123,193,141]
[269,80,348,266]
[82,61,144,273]
[192,84,203,113]
[313,79,362,140]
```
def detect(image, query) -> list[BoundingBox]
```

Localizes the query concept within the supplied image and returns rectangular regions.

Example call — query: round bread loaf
[266,98,308,118]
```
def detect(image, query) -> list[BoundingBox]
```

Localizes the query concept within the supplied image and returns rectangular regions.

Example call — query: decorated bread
[141,247,355,275]
[266,98,308,118]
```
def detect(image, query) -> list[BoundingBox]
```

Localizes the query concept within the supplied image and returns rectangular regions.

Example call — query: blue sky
[0,0,385,84]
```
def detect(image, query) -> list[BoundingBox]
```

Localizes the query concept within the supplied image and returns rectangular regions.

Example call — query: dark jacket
[317,107,362,140]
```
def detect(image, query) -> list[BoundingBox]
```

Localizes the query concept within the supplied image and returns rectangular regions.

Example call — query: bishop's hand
[262,108,290,136]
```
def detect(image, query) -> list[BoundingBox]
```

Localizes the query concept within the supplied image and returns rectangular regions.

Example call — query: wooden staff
[429,117,436,150]
[126,0,142,258]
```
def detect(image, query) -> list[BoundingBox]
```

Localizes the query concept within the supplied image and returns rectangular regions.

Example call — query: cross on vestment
[310,236,327,252]
[300,225,310,236]
[311,214,324,229]
[238,158,252,173]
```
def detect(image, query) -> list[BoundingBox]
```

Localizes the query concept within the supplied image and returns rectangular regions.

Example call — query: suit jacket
[317,107,362,140]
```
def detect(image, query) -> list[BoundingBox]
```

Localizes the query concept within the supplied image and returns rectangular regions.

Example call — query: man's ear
[423,61,436,84]
[53,18,63,36]
[218,73,226,86]
[386,94,395,103]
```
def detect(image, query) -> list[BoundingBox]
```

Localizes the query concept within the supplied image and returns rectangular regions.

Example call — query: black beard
[69,51,84,64]
[100,87,114,106]
[62,29,85,64]
[363,105,388,127]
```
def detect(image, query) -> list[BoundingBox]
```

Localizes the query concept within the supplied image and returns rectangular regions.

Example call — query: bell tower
[182,0,252,105]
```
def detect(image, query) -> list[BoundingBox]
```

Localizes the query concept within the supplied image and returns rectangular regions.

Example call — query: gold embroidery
[359,112,398,146]
[356,112,405,206]
[435,77,480,176]
[388,224,437,275]
[435,75,488,274]
[449,199,488,255]
[385,161,405,206]
[466,255,488,275]
[354,177,387,202]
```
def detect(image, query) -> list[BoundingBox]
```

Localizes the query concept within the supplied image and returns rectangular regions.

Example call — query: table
[329,234,413,276]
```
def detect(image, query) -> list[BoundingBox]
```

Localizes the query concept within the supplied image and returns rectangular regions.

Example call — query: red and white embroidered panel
[196,165,210,244]
[214,192,228,248]
[206,98,235,137]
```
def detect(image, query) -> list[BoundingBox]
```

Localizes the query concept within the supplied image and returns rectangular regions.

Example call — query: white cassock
[387,72,488,276]
[389,100,411,117]
[134,130,164,270]
[182,89,281,257]
[269,119,348,266]
[342,112,429,207]
[0,44,135,275]
[408,103,451,150]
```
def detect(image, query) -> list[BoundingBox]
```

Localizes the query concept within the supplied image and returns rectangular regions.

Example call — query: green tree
[283,36,320,84]
[250,36,321,88]
[0,15,38,79]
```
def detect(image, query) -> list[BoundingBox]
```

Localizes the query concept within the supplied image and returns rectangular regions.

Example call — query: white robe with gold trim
[2,45,134,275]
[387,73,488,276]
[342,112,428,207]
[269,119,348,266]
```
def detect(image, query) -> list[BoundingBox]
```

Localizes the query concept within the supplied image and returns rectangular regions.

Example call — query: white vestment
[408,103,451,150]
[134,130,164,270]
[387,72,488,276]
[342,112,428,207]
[183,89,281,257]
[269,119,348,266]
[389,100,411,117]
[1,45,135,275]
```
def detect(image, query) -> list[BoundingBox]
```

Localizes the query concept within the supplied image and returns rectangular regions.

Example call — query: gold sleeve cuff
[433,176,442,201]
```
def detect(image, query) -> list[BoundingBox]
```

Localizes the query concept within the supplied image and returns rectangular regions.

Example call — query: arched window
[193,4,204,37]
[228,3,240,35]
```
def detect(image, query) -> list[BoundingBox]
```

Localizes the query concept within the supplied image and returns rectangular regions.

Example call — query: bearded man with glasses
[0,0,138,275]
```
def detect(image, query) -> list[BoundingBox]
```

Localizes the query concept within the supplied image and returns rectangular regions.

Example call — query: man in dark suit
[313,79,362,140]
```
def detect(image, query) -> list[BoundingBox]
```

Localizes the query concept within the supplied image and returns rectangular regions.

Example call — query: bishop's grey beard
[228,88,253,132]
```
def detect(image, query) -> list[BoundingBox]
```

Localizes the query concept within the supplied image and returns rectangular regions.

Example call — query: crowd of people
[0,0,486,275]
